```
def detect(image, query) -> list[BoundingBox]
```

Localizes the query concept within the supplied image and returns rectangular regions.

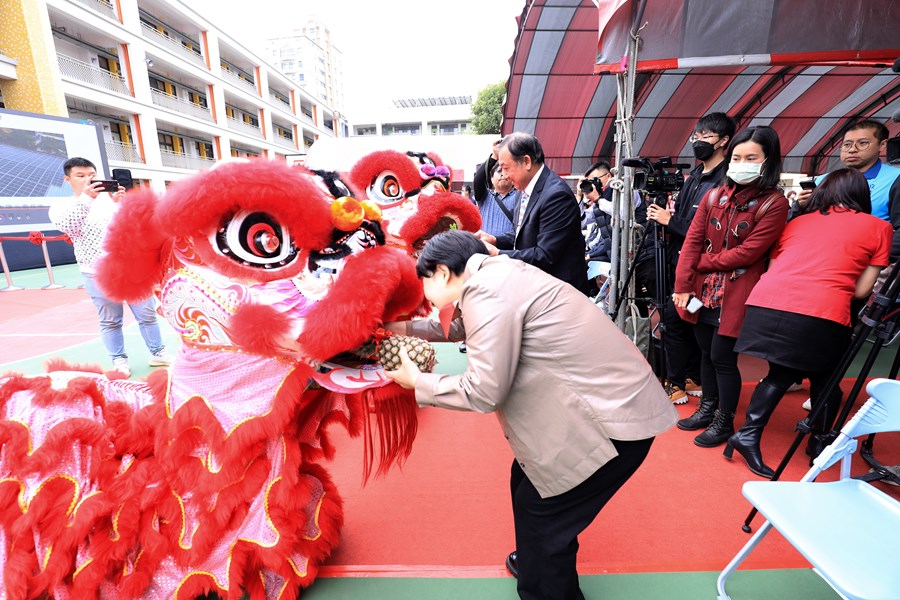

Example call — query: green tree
[471,81,506,135]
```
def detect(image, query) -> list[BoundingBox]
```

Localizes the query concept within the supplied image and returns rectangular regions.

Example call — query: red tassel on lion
[0,155,479,598]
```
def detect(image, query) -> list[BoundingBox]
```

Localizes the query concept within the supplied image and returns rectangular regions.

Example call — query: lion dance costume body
[0,154,480,598]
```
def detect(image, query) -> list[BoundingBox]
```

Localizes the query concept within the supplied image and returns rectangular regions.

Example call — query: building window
[194,141,213,158]
[158,133,176,153]
[383,123,421,136]
[280,48,295,58]
[281,60,294,70]
[355,126,376,136]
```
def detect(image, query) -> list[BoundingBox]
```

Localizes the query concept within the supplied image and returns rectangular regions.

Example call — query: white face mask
[727,161,764,185]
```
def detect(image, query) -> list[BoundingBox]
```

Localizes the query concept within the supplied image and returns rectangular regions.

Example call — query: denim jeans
[82,273,165,360]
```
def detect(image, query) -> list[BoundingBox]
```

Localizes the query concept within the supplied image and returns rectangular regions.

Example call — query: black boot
[677,396,718,431]
[693,409,734,448]
[723,381,784,478]
[805,391,841,459]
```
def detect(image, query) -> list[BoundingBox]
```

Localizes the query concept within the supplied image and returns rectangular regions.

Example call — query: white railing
[57,54,131,96]
[220,67,257,93]
[269,93,291,109]
[150,88,213,121]
[72,0,116,19]
[274,135,296,150]
[105,139,143,163]
[140,22,205,68]
[159,150,216,171]
[226,116,263,138]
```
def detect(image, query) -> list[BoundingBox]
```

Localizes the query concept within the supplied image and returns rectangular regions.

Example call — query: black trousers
[510,437,654,600]
[693,321,742,414]
[662,300,701,388]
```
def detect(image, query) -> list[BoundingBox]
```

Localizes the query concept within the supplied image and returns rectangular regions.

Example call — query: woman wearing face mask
[672,126,790,450]
[725,169,890,477]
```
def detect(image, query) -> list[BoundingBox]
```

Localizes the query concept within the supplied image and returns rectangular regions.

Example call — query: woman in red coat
[725,168,891,477]
[673,126,789,448]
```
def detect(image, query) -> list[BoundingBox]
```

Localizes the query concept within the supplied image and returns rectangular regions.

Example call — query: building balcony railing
[140,22,205,68]
[57,54,131,96]
[160,149,216,171]
[72,0,117,20]
[221,67,257,94]
[150,88,213,122]
[269,92,291,109]
[105,139,143,163]
[226,116,263,138]
[274,135,296,150]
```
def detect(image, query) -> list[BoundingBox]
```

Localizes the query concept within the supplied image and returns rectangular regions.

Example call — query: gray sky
[193,0,526,118]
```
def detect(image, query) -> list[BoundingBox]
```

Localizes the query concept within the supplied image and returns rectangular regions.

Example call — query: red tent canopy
[502,0,900,176]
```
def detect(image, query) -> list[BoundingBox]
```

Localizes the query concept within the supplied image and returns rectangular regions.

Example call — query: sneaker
[148,349,174,367]
[684,378,703,397]
[112,357,131,377]
[664,382,688,405]
[802,398,812,411]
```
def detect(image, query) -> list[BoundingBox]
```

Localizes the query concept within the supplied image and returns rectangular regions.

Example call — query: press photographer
[646,113,735,409]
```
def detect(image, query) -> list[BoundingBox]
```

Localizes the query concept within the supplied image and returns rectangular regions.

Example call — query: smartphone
[799,179,817,191]
[686,296,703,314]
[92,179,121,193]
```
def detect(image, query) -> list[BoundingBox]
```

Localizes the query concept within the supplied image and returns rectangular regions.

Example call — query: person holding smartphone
[49,157,173,376]
[672,126,789,449]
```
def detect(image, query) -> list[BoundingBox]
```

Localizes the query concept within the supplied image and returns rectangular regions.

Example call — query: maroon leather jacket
[674,184,789,338]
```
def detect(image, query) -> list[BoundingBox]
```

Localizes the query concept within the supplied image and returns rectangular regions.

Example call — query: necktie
[516,191,529,234]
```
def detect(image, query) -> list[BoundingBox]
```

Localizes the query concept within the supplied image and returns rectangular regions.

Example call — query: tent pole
[608,1,645,329]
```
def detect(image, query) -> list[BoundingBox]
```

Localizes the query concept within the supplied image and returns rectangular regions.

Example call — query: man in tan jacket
[386,231,677,600]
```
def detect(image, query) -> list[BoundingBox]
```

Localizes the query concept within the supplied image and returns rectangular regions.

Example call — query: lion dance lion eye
[215,211,296,269]
[370,171,405,205]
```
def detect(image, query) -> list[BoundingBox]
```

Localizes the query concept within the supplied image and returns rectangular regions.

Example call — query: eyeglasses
[690,133,719,143]
[841,139,873,151]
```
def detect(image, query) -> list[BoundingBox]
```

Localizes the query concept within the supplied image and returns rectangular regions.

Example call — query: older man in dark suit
[476,132,589,294]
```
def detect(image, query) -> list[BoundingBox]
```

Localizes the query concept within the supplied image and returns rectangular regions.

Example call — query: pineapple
[377,333,437,373]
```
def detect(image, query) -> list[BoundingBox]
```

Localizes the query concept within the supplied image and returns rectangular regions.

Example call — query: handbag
[624,301,651,358]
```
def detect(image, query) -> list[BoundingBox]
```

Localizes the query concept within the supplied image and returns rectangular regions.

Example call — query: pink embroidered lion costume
[0,156,479,598]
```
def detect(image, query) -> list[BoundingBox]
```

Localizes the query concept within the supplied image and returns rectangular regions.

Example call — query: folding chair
[717,378,900,600]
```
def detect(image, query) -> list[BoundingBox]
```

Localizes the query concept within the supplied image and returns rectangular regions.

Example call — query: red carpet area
[322,381,900,577]
[3,284,899,580]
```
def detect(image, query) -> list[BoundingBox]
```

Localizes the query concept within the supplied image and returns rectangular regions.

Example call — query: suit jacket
[495,166,589,293]
[406,254,678,498]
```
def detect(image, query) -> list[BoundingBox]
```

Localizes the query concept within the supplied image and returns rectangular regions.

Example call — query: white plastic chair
[717,378,900,600]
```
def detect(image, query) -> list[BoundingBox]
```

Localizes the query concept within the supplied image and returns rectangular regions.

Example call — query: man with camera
[577,162,614,262]
[645,113,735,411]
[49,157,172,377]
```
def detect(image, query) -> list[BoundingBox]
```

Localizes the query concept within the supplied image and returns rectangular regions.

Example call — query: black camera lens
[579,180,594,194]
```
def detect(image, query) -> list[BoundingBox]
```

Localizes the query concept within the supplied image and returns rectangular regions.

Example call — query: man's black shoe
[505,551,518,578]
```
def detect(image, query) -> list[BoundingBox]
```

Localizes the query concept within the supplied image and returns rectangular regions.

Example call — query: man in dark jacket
[645,112,735,413]
[477,132,589,294]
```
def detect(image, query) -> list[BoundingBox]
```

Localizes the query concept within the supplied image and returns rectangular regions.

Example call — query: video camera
[621,156,691,200]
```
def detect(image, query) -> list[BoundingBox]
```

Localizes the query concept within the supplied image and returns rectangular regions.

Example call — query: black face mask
[692,140,716,161]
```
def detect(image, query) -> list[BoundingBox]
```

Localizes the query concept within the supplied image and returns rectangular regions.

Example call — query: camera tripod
[612,193,670,379]
[742,262,900,532]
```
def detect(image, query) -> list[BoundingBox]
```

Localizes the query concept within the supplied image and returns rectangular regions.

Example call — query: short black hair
[694,112,736,140]
[845,119,889,143]
[725,126,783,190]
[584,161,610,177]
[801,168,872,215]
[499,132,544,165]
[63,157,96,176]
[416,230,488,278]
